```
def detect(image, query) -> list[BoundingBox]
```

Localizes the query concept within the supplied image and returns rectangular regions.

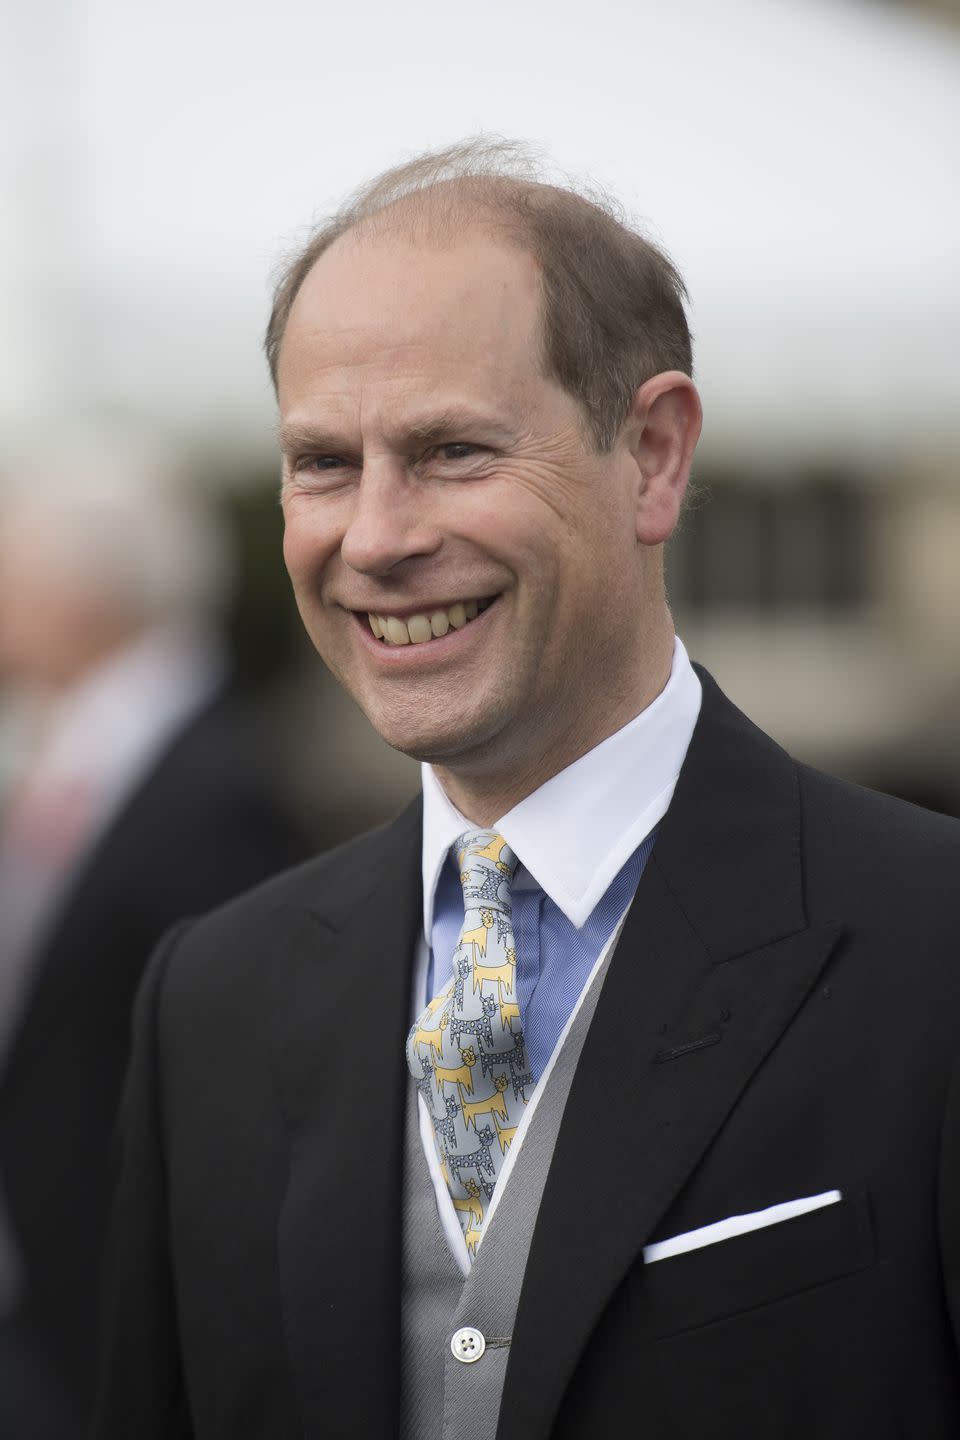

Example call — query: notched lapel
[272,801,422,1440]
[499,672,844,1440]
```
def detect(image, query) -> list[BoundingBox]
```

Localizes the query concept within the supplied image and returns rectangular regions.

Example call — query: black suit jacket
[0,690,307,1432]
[94,670,960,1438]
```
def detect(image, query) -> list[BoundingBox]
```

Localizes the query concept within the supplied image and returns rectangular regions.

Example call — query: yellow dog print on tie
[405,830,531,1256]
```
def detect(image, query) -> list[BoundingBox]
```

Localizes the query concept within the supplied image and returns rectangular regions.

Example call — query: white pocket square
[643,1189,842,1264]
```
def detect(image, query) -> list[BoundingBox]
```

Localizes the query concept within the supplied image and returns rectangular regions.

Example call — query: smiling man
[276,218,691,821]
[96,142,960,1440]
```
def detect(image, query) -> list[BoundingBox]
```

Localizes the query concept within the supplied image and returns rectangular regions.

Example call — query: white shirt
[416,635,702,1269]
[0,628,224,1037]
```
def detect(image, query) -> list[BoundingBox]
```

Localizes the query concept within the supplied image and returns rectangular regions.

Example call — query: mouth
[362,597,497,647]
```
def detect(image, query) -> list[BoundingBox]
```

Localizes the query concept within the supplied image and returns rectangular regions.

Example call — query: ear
[625,372,702,546]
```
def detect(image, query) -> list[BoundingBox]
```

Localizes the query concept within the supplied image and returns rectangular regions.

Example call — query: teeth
[368,598,492,646]
[407,615,432,644]
[384,616,409,646]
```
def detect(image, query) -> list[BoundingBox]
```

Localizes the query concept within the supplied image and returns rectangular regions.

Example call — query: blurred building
[669,446,960,816]
[897,0,958,24]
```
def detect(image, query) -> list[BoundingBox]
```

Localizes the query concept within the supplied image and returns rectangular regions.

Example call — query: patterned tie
[406,830,532,1255]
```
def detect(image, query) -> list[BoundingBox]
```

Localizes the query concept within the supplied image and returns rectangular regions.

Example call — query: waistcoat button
[451,1326,486,1363]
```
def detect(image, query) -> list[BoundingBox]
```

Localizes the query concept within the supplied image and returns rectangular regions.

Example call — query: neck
[432,625,677,827]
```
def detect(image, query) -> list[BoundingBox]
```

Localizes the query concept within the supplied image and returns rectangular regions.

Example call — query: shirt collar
[420,635,702,935]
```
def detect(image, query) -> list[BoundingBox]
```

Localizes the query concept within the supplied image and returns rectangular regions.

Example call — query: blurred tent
[0,0,956,467]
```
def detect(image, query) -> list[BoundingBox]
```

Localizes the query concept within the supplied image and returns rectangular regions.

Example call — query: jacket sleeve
[92,924,195,1440]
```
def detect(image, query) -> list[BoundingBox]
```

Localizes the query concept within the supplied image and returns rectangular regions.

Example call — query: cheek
[281,509,336,593]
[281,524,305,585]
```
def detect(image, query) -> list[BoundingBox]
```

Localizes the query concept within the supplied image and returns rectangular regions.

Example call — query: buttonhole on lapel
[654,1031,722,1064]
[315,923,337,942]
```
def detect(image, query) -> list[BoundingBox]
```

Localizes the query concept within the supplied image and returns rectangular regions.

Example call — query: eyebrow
[276,422,346,457]
[276,407,516,457]
[401,409,515,448]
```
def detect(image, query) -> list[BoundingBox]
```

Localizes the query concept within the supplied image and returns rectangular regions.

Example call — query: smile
[366,598,495,647]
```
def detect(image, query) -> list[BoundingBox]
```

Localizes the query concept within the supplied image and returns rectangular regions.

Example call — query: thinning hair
[264,138,693,451]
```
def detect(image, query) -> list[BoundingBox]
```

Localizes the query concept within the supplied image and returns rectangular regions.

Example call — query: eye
[435,442,486,462]
[284,453,357,498]
[296,454,346,472]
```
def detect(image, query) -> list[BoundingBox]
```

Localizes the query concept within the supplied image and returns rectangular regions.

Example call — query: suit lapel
[498,671,843,1440]
[272,798,422,1440]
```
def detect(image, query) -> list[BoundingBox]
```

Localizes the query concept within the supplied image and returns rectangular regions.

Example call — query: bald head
[266,139,692,451]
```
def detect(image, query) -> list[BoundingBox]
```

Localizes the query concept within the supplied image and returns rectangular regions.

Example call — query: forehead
[277,227,546,424]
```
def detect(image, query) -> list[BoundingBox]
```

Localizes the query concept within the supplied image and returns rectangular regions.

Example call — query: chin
[378,724,473,766]
[364,699,506,770]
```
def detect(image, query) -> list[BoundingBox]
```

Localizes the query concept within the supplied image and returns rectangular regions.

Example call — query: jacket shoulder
[149,795,421,992]
[797,762,960,924]
[186,794,420,929]
[798,761,960,854]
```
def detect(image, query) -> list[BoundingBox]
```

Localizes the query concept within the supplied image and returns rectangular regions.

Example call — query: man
[95,143,960,1438]
[0,436,307,1435]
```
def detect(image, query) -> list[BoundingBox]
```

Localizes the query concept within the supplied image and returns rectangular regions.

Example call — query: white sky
[2,0,958,465]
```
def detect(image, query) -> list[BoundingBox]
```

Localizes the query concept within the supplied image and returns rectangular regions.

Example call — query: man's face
[278,227,655,781]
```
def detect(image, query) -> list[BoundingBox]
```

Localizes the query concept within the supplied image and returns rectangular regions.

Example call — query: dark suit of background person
[0,439,309,1437]
[94,144,960,1438]
[0,686,307,1437]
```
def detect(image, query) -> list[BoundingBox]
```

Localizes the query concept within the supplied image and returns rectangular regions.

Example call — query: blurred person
[0,430,307,1436]
[96,143,960,1439]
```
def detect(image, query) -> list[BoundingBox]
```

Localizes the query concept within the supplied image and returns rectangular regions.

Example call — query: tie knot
[454,830,518,910]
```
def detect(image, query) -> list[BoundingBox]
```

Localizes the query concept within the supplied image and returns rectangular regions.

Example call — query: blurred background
[0,0,957,1429]
[1,0,958,835]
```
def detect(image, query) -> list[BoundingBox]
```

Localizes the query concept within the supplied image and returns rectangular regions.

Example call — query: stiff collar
[420,636,702,935]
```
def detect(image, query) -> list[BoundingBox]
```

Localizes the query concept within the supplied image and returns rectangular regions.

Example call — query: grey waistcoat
[399,928,621,1440]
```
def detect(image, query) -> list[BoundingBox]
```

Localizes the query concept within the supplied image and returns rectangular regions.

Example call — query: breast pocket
[636,1192,875,1338]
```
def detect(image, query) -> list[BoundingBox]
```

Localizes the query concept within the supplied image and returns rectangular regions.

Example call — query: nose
[340,460,442,576]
